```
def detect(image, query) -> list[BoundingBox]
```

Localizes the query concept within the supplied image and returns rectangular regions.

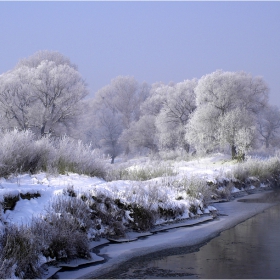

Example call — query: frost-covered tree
[94,107,124,164]
[257,105,280,148]
[120,115,158,153]
[87,76,149,162]
[94,76,149,130]
[123,79,197,154]
[0,67,33,130]
[186,70,269,159]
[155,79,197,151]
[15,50,77,69]
[116,82,165,155]
[217,108,256,159]
[0,50,88,137]
[195,70,268,113]
[140,82,167,116]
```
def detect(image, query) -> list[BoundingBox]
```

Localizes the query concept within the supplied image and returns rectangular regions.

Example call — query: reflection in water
[120,203,280,279]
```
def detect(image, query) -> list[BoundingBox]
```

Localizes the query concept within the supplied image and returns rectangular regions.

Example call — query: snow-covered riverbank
[56,191,279,279]
[1,153,280,279]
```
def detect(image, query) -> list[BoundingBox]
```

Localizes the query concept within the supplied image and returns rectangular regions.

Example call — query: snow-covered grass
[105,161,177,181]
[0,148,279,278]
[231,156,280,185]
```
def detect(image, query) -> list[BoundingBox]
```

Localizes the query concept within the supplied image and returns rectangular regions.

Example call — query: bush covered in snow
[55,136,105,177]
[0,129,37,177]
[0,224,42,279]
[0,129,105,178]
[31,213,90,262]
[173,176,212,205]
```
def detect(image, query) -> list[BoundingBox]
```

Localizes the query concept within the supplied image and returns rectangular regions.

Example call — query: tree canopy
[0,50,88,137]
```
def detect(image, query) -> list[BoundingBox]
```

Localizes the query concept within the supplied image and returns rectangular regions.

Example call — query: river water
[98,200,280,279]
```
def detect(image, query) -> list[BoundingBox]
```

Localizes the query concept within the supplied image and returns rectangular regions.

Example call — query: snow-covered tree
[95,76,149,130]
[186,70,269,159]
[120,115,158,154]
[217,108,256,159]
[93,107,123,164]
[0,67,33,130]
[185,104,220,153]
[257,105,280,148]
[0,51,88,137]
[155,79,197,151]
[15,50,77,69]
[140,82,167,117]
[87,76,149,162]
[195,70,268,113]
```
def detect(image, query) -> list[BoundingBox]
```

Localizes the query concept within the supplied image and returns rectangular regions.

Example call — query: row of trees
[86,72,280,162]
[1,50,280,162]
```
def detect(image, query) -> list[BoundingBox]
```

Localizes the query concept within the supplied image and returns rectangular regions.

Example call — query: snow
[231,186,241,193]
[2,173,105,225]
[173,153,233,178]
[0,153,255,232]
[0,153,277,279]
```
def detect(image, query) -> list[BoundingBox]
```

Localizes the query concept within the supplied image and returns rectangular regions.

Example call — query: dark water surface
[98,202,280,279]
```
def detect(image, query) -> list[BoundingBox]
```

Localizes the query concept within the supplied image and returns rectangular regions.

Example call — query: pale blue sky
[1,1,280,106]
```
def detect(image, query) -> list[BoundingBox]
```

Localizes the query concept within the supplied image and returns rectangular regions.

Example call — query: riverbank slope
[55,191,279,279]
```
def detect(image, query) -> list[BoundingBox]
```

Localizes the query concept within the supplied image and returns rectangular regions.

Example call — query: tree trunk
[125,146,130,155]
[266,139,269,148]
[183,143,190,153]
[231,145,237,160]
[111,156,115,164]
[41,124,46,137]
[232,144,245,161]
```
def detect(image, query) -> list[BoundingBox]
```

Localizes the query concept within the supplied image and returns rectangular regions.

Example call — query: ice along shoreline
[54,190,279,279]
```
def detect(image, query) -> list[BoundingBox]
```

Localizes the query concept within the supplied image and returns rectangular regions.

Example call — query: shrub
[0,129,36,177]
[29,195,94,262]
[49,215,89,260]
[54,136,106,178]
[63,185,77,197]
[174,176,212,206]
[89,195,126,237]
[32,136,57,173]
[107,198,155,232]
[266,157,280,178]
[32,213,91,262]
[231,164,250,183]
[158,205,185,220]
[50,195,92,231]
[128,204,155,231]
[0,129,106,178]
[0,224,42,279]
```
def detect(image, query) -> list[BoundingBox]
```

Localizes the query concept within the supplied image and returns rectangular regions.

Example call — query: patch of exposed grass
[106,163,177,181]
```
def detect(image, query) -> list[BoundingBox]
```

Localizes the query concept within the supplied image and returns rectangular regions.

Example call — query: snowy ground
[1,153,233,227]
[1,173,104,226]
[0,153,276,279]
